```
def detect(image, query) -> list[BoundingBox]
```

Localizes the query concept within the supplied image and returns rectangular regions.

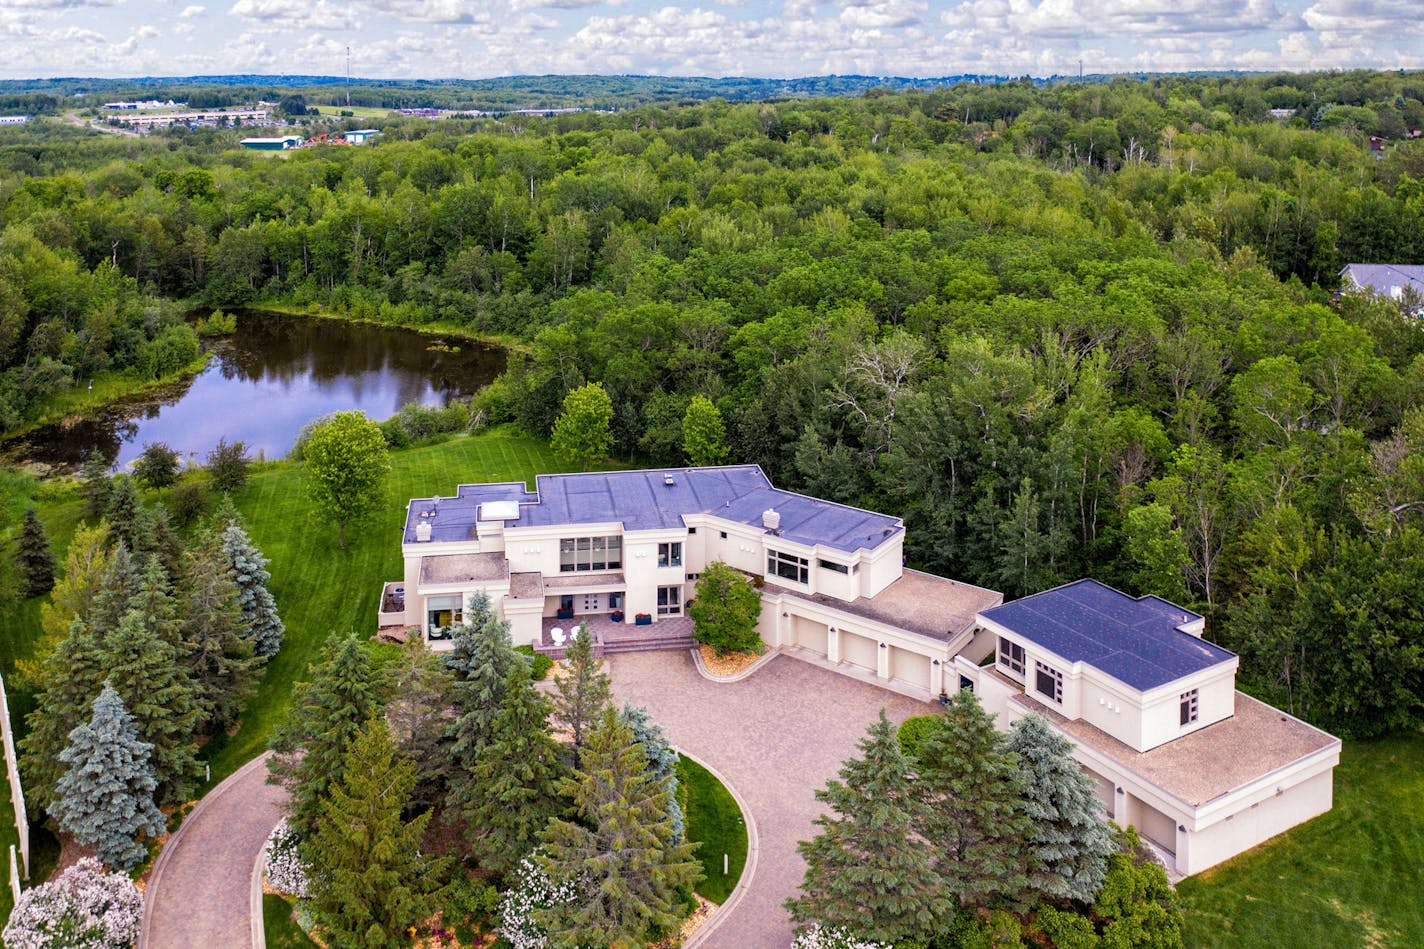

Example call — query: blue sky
[1,1,1418,80]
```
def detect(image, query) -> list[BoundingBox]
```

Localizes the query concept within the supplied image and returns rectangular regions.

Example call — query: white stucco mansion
[381,465,1339,879]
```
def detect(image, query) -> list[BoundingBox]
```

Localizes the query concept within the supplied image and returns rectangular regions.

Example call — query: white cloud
[229,0,359,31]
[180,5,206,17]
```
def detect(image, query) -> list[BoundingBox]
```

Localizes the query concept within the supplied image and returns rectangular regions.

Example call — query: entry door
[580,593,603,613]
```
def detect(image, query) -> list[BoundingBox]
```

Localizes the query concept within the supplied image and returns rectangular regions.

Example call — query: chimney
[415,520,432,542]
[664,473,675,486]
[762,509,780,530]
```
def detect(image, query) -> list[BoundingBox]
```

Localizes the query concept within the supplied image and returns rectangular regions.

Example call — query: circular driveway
[608,651,933,948]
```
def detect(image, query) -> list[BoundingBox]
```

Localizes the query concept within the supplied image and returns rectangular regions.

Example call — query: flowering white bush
[262,818,310,899]
[3,857,143,949]
[497,850,579,949]
[790,924,893,949]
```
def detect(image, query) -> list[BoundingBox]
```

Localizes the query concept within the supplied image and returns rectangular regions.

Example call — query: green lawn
[263,894,318,948]
[677,755,748,904]
[1178,733,1424,947]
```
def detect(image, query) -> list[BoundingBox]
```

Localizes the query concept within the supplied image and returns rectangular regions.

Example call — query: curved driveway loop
[608,651,931,949]
[141,752,287,949]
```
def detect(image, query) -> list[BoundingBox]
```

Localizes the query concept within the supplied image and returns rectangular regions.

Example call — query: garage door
[841,632,877,672]
[1083,766,1115,818]
[890,647,931,691]
[793,616,828,657]
[1130,797,1177,854]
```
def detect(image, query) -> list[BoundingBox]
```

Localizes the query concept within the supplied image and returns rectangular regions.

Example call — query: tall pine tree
[15,508,55,598]
[1008,714,1115,905]
[89,543,142,637]
[446,600,518,808]
[22,521,110,688]
[20,618,109,812]
[219,522,285,658]
[620,704,684,842]
[79,452,112,519]
[104,476,142,551]
[551,623,610,755]
[382,637,455,813]
[306,717,448,949]
[51,686,164,872]
[915,690,1032,911]
[538,707,700,947]
[181,533,261,735]
[136,502,184,583]
[269,632,380,836]
[786,710,950,944]
[465,663,567,876]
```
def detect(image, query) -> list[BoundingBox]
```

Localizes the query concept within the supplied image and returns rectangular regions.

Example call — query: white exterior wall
[861,535,903,597]
[1179,767,1335,875]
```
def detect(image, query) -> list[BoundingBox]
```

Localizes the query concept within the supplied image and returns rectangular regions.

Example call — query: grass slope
[1178,734,1424,947]
[263,894,318,948]
[677,755,748,904]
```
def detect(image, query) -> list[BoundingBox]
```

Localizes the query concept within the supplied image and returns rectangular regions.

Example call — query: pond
[2,310,506,472]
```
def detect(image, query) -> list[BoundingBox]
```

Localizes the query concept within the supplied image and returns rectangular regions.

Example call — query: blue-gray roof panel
[981,579,1232,692]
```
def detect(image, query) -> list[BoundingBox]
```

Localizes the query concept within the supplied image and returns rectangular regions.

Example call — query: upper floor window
[767,549,809,585]
[997,638,1025,677]
[658,542,683,568]
[559,535,622,572]
[1035,661,1063,704]
[819,559,850,575]
[1180,689,1200,726]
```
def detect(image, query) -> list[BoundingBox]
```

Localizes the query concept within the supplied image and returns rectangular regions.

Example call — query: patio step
[600,635,695,655]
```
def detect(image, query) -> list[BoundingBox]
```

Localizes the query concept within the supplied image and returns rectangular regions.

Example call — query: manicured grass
[1178,733,1424,947]
[677,755,748,904]
[263,894,318,948]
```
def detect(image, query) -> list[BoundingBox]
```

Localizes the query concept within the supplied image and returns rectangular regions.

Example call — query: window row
[768,549,809,584]
[558,536,623,572]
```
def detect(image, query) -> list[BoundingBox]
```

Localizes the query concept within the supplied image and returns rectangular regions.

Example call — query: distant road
[63,112,140,137]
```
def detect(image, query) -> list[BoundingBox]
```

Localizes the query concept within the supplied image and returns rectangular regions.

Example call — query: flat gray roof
[1341,263,1424,300]
[404,466,903,554]
[418,552,509,586]
[769,569,1002,642]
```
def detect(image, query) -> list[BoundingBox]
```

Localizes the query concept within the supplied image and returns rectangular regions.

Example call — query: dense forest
[2,71,1423,739]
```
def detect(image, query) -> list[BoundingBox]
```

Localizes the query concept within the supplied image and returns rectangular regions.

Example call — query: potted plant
[610,609,625,623]
[634,612,652,626]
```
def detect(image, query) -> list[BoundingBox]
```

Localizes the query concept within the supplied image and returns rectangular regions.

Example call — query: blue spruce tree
[52,686,165,872]
[620,704,684,842]
[220,523,285,659]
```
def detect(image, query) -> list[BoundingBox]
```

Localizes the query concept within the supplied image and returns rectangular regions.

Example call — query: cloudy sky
[1,0,1418,81]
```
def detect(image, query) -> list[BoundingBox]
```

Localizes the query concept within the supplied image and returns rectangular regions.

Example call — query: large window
[1180,689,1200,726]
[997,638,1026,677]
[767,549,809,584]
[559,535,622,572]
[657,585,682,616]
[819,558,850,575]
[658,542,683,568]
[1035,661,1063,704]
[426,595,462,640]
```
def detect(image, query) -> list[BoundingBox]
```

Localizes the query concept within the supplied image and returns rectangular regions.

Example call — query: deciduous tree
[302,410,390,548]
[688,561,762,656]
[681,394,729,466]
[550,382,613,471]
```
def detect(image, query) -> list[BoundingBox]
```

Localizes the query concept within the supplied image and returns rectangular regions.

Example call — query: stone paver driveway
[608,650,933,949]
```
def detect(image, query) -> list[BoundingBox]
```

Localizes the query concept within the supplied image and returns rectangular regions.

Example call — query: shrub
[206,438,250,493]
[790,925,892,949]
[498,850,578,949]
[1035,906,1099,949]
[262,818,310,899]
[515,644,554,681]
[132,442,180,489]
[194,309,237,336]
[2,857,143,949]
[169,481,208,526]
[897,714,940,759]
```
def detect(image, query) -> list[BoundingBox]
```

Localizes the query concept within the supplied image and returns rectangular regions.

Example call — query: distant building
[398,108,441,118]
[1268,108,1296,121]
[104,99,182,111]
[343,129,379,144]
[1340,263,1424,310]
[0,116,29,125]
[240,136,304,151]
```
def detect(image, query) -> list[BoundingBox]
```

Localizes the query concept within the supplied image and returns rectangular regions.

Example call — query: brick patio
[536,613,696,658]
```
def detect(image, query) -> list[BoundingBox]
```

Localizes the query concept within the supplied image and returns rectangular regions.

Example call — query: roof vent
[664,473,675,486]
[762,508,781,530]
[415,521,432,542]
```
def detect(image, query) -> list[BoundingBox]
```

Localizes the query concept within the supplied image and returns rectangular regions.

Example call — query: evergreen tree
[103,597,203,806]
[23,520,111,687]
[382,637,455,813]
[219,521,285,658]
[306,717,449,949]
[1008,714,1115,905]
[269,632,380,837]
[182,533,261,734]
[551,623,610,754]
[446,601,519,807]
[20,618,108,812]
[51,686,164,872]
[15,507,55,598]
[538,708,700,947]
[786,710,949,944]
[135,502,184,583]
[90,542,142,636]
[915,690,1032,910]
[465,663,567,876]
[619,704,684,842]
[79,452,112,519]
[105,475,143,550]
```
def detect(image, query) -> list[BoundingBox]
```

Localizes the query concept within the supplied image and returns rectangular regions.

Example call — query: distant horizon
[0,1,1419,82]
